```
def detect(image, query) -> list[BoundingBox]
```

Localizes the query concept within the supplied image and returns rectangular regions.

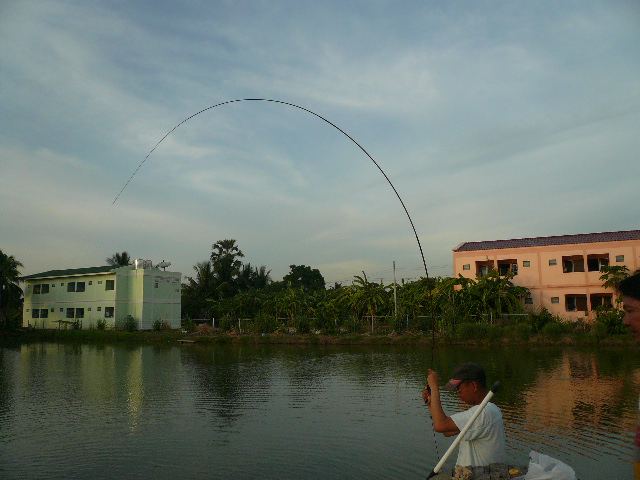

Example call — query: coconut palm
[106,251,132,267]
[182,261,216,319]
[0,250,24,326]
[210,239,244,298]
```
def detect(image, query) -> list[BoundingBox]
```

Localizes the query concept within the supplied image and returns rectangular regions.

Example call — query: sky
[2,0,639,286]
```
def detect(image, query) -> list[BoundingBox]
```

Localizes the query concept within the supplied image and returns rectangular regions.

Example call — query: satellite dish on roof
[155,261,171,270]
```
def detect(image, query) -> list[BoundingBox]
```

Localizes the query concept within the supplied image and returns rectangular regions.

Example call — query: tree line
[180,239,533,334]
[0,244,629,336]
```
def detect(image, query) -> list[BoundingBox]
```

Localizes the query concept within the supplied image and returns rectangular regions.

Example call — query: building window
[105,307,114,318]
[76,308,84,318]
[67,282,85,293]
[105,280,114,291]
[476,261,494,277]
[587,254,609,272]
[32,309,40,318]
[566,295,588,312]
[524,298,534,305]
[98,280,103,284]
[549,259,557,266]
[87,307,92,312]
[88,281,92,285]
[563,255,585,273]
[33,284,50,294]
[462,264,470,271]
[97,307,102,311]
[523,261,531,267]
[51,308,54,312]
[60,308,64,312]
[616,255,625,262]
[590,294,613,310]
[551,297,560,304]
[497,259,518,276]
[66,308,75,318]
[40,309,49,318]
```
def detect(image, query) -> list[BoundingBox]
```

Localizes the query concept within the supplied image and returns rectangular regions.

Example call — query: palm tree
[0,250,24,326]
[210,239,244,298]
[106,251,132,267]
[237,263,272,290]
[341,273,392,322]
[182,261,216,319]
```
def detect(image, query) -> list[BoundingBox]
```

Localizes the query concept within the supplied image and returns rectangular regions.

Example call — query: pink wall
[453,240,640,321]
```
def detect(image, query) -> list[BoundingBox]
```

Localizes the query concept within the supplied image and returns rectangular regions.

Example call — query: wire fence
[185,312,534,335]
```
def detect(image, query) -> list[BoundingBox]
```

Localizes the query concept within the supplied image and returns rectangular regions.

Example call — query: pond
[0,342,638,479]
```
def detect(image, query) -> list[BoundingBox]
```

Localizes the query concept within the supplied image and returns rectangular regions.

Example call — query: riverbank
[1,327,634,347]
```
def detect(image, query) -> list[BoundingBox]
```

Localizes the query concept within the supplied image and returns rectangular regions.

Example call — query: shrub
[456,322,483,340]
[296,316,311,334]
[313,315,338,335]
[152,320,172,332]
[116,315,137,332]
[252,313,278,333]
[513,323,532,340]
[456,323,504,341]
[181,318,195,332]
[528,308,558,333]
[343,316,365,334]
[96,319,107,331]
[218,316,237,332]
[593,307,626,335]
[541,321,565,340]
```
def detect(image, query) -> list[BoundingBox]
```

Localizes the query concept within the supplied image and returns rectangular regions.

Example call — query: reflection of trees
[0,347,18,419]
[181,345,277,429]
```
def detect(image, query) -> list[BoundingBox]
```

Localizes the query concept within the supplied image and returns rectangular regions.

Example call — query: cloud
[2,0,639,286]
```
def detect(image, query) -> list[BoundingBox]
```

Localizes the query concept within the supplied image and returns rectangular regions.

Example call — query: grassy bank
[1,327,634,347]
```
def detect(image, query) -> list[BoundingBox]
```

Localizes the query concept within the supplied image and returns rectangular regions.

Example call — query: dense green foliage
[2,243,630,343]
[105,251,132,267]
[180,240,543,335]
[0,249,24,328]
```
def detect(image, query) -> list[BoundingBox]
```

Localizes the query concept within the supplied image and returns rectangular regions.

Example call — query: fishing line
[114,97,441,457]
[114,98,432,279]
[114,97,438,343]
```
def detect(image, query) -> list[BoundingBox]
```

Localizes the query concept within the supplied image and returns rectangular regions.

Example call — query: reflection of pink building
[453,230,640,321]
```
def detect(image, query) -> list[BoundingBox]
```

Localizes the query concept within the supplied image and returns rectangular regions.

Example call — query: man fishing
[422,362,506,467]
[618,271,640,479]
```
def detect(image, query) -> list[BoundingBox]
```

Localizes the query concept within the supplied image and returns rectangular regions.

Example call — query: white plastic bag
[522,451,576,480]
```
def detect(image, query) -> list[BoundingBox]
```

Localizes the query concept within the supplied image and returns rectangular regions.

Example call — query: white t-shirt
[450,401,506,467]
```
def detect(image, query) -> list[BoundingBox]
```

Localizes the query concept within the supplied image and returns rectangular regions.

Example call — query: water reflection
[0,343,638,479]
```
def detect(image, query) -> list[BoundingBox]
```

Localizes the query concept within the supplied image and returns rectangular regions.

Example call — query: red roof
[453,230,640,252]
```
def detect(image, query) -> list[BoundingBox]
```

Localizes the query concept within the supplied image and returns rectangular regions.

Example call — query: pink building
[452,230,640,321]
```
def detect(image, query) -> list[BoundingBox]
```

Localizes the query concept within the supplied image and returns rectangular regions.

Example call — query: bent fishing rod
[113,98,438,345]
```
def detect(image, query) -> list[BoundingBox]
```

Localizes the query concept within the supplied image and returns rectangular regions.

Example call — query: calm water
[0,342,639,479]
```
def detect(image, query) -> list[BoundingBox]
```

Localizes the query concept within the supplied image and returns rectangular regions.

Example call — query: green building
[23,260,181,330]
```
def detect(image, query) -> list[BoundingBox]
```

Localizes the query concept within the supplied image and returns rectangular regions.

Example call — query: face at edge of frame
[623,296,640,343]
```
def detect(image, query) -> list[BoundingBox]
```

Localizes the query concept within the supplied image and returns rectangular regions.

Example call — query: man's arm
[424,369,461,437]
